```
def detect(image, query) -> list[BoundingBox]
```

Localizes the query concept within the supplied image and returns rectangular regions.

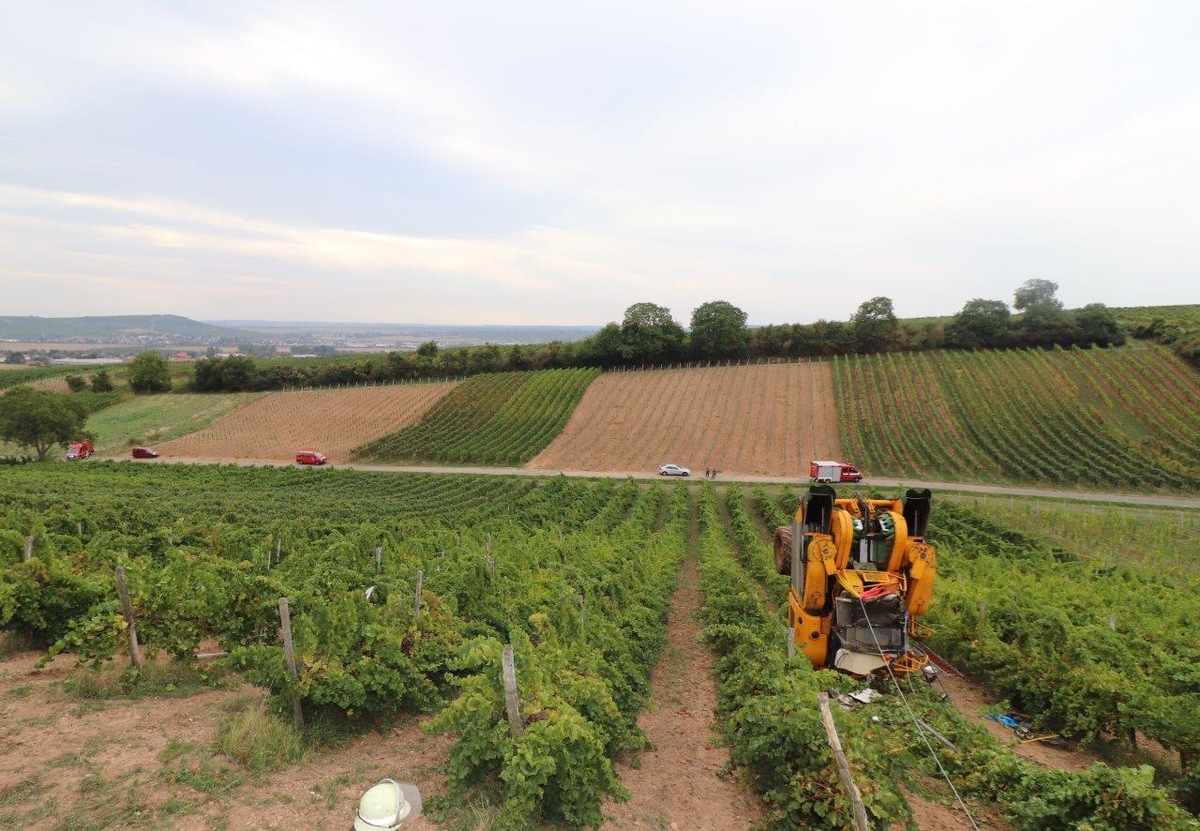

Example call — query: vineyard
[2,463,1198,828]
[0,463,684,827]
[355,368,599,466]
[156,382,455,463]
[530,362,839,476]
[835,343,1200,491]
[736,484,1200,828]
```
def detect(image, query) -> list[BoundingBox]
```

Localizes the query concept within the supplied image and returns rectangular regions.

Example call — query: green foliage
[0,386,89,460]
[193,356,260,391]
[430,629,628,829]
[90,369,114,392]
[0,465,686,828]
[948,298,1011,349]
[620,302,686,364]
[690,300,749,360]
[216,704,306,772]
[851,296,899,354]
[128,351,172,393]
[355,369,599,465]
[928,501,1200,778]
[834,344,1200,491]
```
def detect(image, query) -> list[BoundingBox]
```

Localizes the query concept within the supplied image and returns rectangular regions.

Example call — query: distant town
[0,316,599,365]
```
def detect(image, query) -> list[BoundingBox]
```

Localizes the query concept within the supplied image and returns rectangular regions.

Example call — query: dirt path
[137,458,1200,511]
[599,550,763,830]
[0,650,448,830]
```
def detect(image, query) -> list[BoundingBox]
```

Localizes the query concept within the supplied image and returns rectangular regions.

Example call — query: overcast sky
[2,2,1197,326]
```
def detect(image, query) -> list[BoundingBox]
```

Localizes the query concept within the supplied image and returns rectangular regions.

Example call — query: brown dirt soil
[0,650,449,830]
[531,363,839,477]
[938,673,1098,772]
[599,551,762,830]
[155,383,456,463]
[0,549,766,831]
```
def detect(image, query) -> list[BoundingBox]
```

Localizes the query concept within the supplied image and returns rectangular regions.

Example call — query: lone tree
[1014,279,1064,329]
[690,300,748,360]
[0,387,89,460]
[129,351,172,393]
[620,302,686,364]
[91,369,114,392]
[949,298,1011,348]
[1075,303,1124,347]
[851,296,898,353]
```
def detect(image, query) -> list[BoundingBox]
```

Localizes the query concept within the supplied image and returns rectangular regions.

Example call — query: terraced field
[530,362,839,476]
[156,382,455,462]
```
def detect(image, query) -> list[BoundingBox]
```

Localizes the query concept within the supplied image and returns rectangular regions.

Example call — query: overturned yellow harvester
[774,486,936,677]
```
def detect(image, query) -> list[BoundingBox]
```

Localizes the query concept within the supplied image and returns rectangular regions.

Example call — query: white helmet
[353,779,422,830]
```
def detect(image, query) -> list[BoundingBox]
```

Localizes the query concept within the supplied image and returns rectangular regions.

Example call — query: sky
[2,2,1198,326]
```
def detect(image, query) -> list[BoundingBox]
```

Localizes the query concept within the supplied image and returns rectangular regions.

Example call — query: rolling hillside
[530,361,839,476]
[155,382,455,462]
[835,343,1200,490]
[353,368,600,465]
[10,339,1200,493]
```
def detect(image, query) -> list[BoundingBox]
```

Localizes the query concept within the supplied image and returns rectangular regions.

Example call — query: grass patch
[47,751,88,769]
[3,683,33,700]
[425,787,507,831]
[63,659,231,701]
[85,392,262,456]
[158,795,200,817]
[216,705,305,773]
[159,759,244,797]
[159,738,198,764]
[57,773,156,830]
[0,772,49,808]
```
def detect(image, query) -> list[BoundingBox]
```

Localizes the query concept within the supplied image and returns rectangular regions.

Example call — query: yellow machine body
[775,487,937,676]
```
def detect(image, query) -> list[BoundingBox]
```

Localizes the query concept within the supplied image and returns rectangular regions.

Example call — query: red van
[296,450,327,466]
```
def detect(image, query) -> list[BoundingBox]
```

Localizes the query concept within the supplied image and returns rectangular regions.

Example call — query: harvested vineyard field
[531,362,839,476]
[29,375,72,393]
[156,382,456,463]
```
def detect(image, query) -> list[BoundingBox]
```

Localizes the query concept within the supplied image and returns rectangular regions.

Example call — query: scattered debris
[986,712,1069,748]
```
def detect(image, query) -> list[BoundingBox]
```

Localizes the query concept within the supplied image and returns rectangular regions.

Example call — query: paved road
[142,457,1200,510]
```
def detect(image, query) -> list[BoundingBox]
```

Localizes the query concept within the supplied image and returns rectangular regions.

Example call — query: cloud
[1,2,1198,323]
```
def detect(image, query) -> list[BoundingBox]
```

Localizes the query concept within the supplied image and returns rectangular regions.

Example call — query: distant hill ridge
[0,314,243,341]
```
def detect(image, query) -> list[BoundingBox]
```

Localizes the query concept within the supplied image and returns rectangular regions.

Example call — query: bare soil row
[531,362,840,476]
[156,383,456,463]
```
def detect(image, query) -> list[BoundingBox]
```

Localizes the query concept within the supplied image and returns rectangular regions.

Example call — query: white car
[658,464,690,477]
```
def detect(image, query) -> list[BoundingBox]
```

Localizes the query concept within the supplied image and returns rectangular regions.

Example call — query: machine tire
[773,526,793,575]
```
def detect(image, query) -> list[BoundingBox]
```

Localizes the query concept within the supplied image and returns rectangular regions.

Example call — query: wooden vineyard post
[278,598,304,729]
[413,570,424,616]
[375,546,382,572]
[275,536,281,566]
[501,645,524,739]
[23,535,33,561]
[114,567,144,670]
[785,626,795,662]
[817,692,869,831]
